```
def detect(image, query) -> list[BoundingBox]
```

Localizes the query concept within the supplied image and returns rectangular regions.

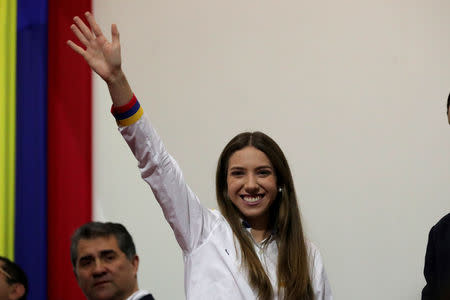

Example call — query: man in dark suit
[71,222,155,300]
[421,94,450,300]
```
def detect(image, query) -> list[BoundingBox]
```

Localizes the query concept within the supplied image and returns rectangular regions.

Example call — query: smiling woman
[226,145,278,234]
[215,131,318,299]
[67,12,332,300]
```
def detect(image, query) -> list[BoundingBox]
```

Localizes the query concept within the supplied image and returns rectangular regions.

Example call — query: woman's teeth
[242,195,262,202]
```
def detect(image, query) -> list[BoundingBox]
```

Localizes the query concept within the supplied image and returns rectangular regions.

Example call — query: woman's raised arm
[67,12,215,253]
[67,12,132,106]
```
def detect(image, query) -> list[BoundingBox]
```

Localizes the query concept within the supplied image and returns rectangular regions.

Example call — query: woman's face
[226,146,278,228]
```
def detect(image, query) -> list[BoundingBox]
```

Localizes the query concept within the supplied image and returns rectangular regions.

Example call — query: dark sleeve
[422,226,436,300]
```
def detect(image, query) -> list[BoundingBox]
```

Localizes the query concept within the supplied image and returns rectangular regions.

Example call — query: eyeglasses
[0,267,12,281]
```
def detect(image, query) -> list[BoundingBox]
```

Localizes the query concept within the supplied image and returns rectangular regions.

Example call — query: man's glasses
[0,266,13,281]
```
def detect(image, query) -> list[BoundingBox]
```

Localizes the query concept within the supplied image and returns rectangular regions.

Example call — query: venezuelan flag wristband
[111,94,144,126]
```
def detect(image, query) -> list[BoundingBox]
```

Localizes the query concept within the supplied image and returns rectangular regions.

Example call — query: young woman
[68,12,332,300]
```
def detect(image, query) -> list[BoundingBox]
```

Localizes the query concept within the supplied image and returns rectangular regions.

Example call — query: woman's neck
[250,227,270,243]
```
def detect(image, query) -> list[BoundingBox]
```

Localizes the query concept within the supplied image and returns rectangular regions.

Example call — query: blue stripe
[15,0,48,299]
[115,101,140,120]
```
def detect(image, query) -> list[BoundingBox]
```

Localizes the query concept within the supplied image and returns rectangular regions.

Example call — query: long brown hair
[216,132,313,300]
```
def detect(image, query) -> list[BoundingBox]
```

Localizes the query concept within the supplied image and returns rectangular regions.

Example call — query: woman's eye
[230,170,244,176]
[258,170,271,176]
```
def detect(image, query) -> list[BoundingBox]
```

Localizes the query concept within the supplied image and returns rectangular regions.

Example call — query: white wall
[92,1,450,299]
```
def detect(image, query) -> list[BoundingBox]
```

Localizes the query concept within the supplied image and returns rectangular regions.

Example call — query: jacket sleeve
[119,113,218,253]
[422,226,436,300]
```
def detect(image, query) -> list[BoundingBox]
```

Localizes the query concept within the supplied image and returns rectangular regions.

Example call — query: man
[71,222,155,300]
[0,257,28,300]
[421,94,450,299]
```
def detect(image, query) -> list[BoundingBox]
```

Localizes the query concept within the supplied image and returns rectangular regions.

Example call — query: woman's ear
[9,283,25,300]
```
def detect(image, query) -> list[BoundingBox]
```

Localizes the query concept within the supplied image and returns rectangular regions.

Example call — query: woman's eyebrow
[229,166,245,170]
[255,165,273,170]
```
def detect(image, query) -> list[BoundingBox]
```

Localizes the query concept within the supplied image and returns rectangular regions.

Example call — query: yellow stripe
[0,0,17,259]
[116,107,144,127]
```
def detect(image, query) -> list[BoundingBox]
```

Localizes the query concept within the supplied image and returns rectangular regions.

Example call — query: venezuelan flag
[1,0,92,299]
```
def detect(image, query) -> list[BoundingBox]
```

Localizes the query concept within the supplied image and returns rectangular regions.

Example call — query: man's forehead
[77,235,121,257]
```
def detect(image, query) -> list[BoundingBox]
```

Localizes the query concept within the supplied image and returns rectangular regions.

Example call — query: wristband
[111,94,144,126]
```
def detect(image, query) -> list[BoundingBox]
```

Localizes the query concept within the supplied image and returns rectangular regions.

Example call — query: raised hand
[67,12,132,106]
[67,12,122,83]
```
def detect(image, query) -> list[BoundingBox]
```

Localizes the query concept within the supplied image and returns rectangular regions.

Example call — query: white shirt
[126,290,151,300]
[120,114,332,300]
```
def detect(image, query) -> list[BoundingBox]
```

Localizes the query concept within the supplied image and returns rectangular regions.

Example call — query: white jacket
[120,113,332,300]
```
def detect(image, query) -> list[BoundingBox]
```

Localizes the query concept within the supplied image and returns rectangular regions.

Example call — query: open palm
[68,12,122,83]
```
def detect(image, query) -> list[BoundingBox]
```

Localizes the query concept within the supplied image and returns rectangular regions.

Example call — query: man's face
[74,236,138,300]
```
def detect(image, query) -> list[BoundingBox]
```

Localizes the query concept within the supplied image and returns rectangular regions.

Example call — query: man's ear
[9,283,25,300]
[132,255,139,275]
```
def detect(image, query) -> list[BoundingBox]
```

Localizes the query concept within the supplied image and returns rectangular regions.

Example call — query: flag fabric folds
[0,1,92,300]
[47,1,92,299]
[0,0,17,260]
[15,0,48,299]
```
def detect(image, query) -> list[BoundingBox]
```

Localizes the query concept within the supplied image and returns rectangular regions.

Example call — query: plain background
[90,1,450,299]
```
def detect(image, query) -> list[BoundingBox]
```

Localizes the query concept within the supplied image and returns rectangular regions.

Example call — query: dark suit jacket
[140,294,155,300]
[422,213,450,300]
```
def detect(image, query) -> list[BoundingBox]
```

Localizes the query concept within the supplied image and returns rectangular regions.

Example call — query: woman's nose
[244,174,259,192]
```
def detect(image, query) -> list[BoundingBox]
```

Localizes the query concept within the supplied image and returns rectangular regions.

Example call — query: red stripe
[47,3,92,300]
[111,94,137,114]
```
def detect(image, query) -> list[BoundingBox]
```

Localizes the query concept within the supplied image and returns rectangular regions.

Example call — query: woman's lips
[241,194,264,206]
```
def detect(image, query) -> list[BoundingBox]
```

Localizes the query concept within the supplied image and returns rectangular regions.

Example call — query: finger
[73,15,94,41]
[67,40,86,57]
[85,11,104,38]
[111,24,120,46]
[70,24,89,46]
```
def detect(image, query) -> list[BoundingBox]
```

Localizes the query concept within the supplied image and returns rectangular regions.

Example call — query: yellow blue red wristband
[111,94,144,126]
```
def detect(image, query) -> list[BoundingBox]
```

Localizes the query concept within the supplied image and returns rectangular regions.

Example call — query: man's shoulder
[429,212,450,244]
[434,212,450,231]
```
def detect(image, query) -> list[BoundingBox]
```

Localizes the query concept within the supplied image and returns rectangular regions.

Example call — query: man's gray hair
[70,222,137,270]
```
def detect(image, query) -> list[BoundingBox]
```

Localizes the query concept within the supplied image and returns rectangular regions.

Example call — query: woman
[68,12,332,300]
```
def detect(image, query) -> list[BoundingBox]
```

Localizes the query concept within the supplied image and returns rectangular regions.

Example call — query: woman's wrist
[107,70,133,107]
[106,68,125,85]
